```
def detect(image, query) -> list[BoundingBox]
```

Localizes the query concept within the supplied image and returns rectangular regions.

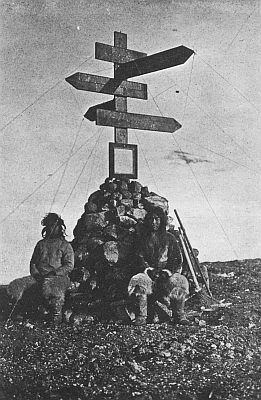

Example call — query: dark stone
[121,190,132,199]
[141,186,150,197]
[82,211,111,231]
[118,180,129,193]
[103,224,119,240]
[129,181,142,193]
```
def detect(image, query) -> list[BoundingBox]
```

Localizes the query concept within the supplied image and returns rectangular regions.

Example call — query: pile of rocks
[68,177,169,320]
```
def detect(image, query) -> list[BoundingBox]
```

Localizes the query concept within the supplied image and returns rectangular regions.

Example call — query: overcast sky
[0,0,260,284]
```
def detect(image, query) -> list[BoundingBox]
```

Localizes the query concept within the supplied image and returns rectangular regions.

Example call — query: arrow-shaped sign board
[96,109,181,133]
[66,73,148,100]
[85,99,115,121]
[115,45,194,80]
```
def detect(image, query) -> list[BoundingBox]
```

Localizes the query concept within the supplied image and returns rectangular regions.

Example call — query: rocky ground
[0,258,260,400]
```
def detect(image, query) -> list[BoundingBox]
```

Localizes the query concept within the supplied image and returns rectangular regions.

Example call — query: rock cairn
[68,177,169,321]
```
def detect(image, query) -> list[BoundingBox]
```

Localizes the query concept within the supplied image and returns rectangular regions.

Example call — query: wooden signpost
[66,32,193,178]
[66,73,148,99]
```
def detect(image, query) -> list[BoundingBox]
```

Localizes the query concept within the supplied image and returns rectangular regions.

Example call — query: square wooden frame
[109,142,138,179]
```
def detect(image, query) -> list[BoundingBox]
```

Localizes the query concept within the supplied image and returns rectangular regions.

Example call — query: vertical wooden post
[114,32,128,144]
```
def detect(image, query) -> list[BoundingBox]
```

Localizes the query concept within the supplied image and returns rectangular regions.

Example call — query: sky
[0,0,260,284]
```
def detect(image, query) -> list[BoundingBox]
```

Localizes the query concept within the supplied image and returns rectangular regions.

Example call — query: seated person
[30,213,74,324]
[127,207,191,326]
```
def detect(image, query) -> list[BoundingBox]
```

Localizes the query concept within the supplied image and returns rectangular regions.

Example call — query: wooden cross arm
[115,45,194,80]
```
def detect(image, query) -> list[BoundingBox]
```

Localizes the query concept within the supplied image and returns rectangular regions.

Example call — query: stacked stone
[70,177,169,307]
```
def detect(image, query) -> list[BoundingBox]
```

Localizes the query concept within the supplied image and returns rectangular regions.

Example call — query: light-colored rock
[119,215,137,227]
[116,205,126,216]
[103,240,132,264]
[127,208,147,221]
[143,193,169,213]
[119,199,134,208]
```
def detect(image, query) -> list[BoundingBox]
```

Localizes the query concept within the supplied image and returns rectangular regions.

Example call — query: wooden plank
[114,31,127,48]
[96,109,182,133]
[95,42,147,64]
[115,97,127,112]
[65,72,147,99]
[115,45,194,80]
[113,32,128,144]
[114,97,128,142]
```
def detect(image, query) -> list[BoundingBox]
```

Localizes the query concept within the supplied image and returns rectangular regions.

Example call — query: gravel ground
[0,259,260,400]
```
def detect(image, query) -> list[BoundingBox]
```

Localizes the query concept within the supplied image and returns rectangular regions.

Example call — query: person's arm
[56,242,74,276]
[30,241,42,279]
[166,233,183,273]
